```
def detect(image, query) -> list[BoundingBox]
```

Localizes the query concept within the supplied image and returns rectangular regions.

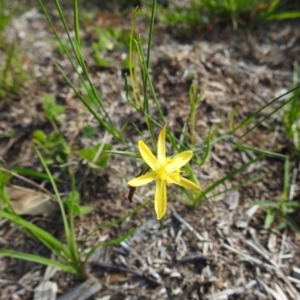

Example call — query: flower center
[156,159,181,185]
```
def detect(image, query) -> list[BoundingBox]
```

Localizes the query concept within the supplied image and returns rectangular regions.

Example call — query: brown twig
[88,261,161,286]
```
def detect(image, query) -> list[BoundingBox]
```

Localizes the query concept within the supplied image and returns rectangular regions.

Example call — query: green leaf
[93,53,111,68]
[283,201,299,208]
[11,167,62,182]
[78,143,112,168]
[65,190,80,213]
[4,129,15,138]
[46,132,70,156]
[77,205,93,215]
[66,190,80,206]
[264,210,275,229]
[42,94,64,121]
[65,191,93,216]
[48,131,62,145]
[44,157,54,165]
[33,130,47,144]
[81,125,96,138]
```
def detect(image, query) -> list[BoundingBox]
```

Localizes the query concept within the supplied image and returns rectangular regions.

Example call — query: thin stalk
[142,0,157,115]
[34,146,80,272]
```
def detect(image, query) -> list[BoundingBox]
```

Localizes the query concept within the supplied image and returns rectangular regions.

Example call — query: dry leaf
[0,185,57,216]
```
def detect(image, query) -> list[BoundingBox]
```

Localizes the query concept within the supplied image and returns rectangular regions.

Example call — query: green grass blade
[104,150,138,158]
[198,126,213,166]
[0,210,70,260]
[232,141,286,158]
[0,249,76,274]
[282,156,290,201]
[38,0,121,141]
[194,134,229,154]
[250,200,279,208]
[73,0,81,50]
[195,154,264,205]
[34,146,73,255]
[1,43,15,85]
[207,174,265,200]
[266,11,300,20]
[84,227,137,264]
[285,216,300,233]
[265,210,276,229]
[146,0,156,70]
[230,85,300,136]
[142,0,157,116]
[265,0,281,15]
[284,201,299,207]
[239,89,300,138]
[84,199,152,245]
[55,64,121,140]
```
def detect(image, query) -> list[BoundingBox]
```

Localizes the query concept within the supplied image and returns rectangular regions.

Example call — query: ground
[0,2,300,300]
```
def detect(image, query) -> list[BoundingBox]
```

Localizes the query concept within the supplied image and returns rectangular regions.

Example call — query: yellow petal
[154,178,167,220]
[127,172,157,187]
[172,176,200,191]
[157,125,166,164]
[138,140,159,170]
[166,151,193,172]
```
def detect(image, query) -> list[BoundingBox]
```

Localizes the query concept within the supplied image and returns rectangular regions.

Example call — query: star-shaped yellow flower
[127,125,200,220]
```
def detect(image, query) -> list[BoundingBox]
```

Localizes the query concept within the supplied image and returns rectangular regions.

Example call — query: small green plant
[155,5,206,27]
[32,130,70,165]
[0,150,148,278]
[154,0,300,30]
[81,125,96,138]
[0,44,30,97]
[32,94,69,165]
[259,0,300,21]
[0,0,16,36]
[78,143,112,169]
[0,0,30,97]
[65,190,93,217]
[92,27,129,67]
[251,157,300,232]
[42,93,65,122]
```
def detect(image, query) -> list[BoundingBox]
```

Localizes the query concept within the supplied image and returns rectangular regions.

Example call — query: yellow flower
[127,125,200,220]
